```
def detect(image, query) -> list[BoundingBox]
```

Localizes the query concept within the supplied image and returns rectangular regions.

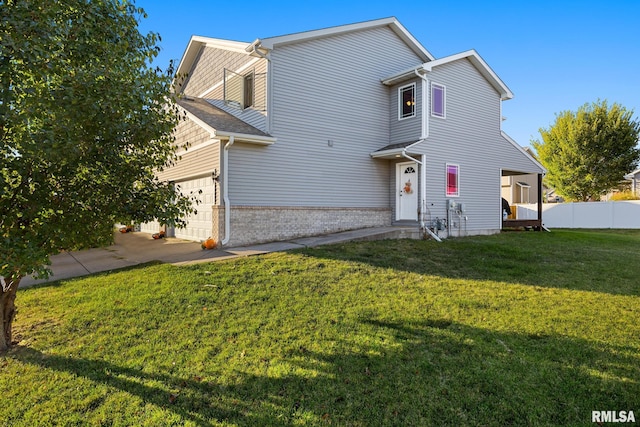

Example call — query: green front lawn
[2,230,639,426]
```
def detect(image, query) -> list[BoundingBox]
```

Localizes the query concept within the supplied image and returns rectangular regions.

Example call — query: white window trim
[431,82,446,119]
[398,83,416,121]
[446,163,460,197]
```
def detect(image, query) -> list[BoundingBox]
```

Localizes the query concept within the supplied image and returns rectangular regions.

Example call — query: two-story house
[141,17,544,246]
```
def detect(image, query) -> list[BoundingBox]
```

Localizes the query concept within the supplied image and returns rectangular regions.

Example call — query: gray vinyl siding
[182,46,253,98]
[172,116,211,151]
[389,78,423,144]
[157,118,219,183]
[228,26,424,207]
[201,58,268,132]
[157,143,220,183]
[410,58,542,231]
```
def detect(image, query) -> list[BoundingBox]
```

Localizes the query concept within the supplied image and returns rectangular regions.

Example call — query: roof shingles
[177,97,271,138]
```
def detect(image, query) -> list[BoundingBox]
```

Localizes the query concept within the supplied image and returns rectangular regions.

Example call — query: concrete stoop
[349,227,423,242]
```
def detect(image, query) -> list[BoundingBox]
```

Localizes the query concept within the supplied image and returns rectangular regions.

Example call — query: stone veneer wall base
[212,206,392,247]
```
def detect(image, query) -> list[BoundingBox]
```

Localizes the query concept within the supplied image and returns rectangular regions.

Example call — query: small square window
[432,83,445,118]
[399,83,416,120]
[446,163,459,197]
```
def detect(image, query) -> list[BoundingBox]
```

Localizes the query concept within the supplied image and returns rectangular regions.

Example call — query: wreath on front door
[404,180,413,194]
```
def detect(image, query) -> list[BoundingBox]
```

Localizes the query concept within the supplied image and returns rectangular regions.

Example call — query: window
[516,181,531,203]
[399,83,416,120]
[224,68,254,110]
[243,72,254,109]
[446,164,459,197]
[431,83,445,118]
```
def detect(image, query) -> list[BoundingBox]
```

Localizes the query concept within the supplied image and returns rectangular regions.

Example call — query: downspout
[415,68,429,140]
[399,148,439,242]
[408,69,441,242]
[250,43,272,134]
[221,136,235,246]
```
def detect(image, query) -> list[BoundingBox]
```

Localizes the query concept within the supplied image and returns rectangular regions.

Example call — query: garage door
[140,220,161,235]
[174,176,215,241]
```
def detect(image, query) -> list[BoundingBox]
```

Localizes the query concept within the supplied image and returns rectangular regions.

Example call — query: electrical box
[447,200,457,210]
[459,203,466,213]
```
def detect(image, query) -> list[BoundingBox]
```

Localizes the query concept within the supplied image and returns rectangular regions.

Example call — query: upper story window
[446,163,459,197]
[431,83,446,118]
[243,72,254,109]
[224,68,254,110]
[399,83,416,120]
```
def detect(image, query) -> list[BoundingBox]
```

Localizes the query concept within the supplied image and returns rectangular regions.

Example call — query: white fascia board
[191,36,251,53]
[178,106,276,146]
[258,17,397,49]
[501,131,546,173]
[175,37,204,81]
[381,65,424,86]
[174,138,219,157]
[255,17,433,62]
[214,131,276,146]
[176,36,251,81]
[423,50,513,100]
[625,168,640,179]
[370,148,404,159]
[389,20,434,62]
[370,140,424,158]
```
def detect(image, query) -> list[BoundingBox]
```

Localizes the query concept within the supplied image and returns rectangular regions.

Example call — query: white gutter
[414,69,429,139]
[221,136,235,246]
[248,42,273,134]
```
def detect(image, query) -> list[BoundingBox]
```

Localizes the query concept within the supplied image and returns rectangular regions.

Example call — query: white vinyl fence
[517,201,640,229]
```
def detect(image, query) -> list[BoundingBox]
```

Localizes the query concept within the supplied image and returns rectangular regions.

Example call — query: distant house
[142,17,544,246]
[501,147,546,212]
[625,169,640,196]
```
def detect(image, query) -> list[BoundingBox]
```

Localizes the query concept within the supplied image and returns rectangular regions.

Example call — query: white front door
[397,162,418,221]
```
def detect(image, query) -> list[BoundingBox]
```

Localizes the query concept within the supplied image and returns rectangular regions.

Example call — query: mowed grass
[2,229,639,426]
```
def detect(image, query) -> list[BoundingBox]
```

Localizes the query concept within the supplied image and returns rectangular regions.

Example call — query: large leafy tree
[532,100,640,202]
[1,0,196,351]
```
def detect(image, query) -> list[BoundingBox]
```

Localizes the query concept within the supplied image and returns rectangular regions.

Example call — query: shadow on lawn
[11,318,640,426]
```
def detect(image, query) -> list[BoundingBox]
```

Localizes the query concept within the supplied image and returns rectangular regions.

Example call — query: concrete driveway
[20,226,416,287]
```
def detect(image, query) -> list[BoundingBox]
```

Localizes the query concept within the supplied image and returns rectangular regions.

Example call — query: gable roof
[501,132,546,173]
[175,36,251,88]
[382,49,513,100]
[370,141,422,159]
[625,168,640,180]
[247,17,434,62]
[177,97,275,145]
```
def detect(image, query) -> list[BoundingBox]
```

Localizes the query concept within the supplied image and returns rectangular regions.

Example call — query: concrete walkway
[20,226,419,287]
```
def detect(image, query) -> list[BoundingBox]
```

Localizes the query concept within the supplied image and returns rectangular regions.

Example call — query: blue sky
[137,0,640,149]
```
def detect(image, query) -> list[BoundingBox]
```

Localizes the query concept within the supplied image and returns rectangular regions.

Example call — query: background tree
[532,100,640,202]
[1,0,197,351]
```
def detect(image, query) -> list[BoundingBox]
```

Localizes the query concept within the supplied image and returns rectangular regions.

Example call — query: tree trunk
[0,275,20,352]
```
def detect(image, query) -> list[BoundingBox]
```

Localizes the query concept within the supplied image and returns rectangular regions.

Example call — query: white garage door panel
[174,177,214,241]
[140,220,161,235]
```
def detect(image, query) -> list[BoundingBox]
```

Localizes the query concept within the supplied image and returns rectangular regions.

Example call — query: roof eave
[178,105,276,146]
[370,140,424,159]
[381,65,426,86]
[370,149,405,159]
[501,131,546,174]
[175,36,252,91]
[422,50,513,99]
[215,131,276,145]
[257,17,434,62]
